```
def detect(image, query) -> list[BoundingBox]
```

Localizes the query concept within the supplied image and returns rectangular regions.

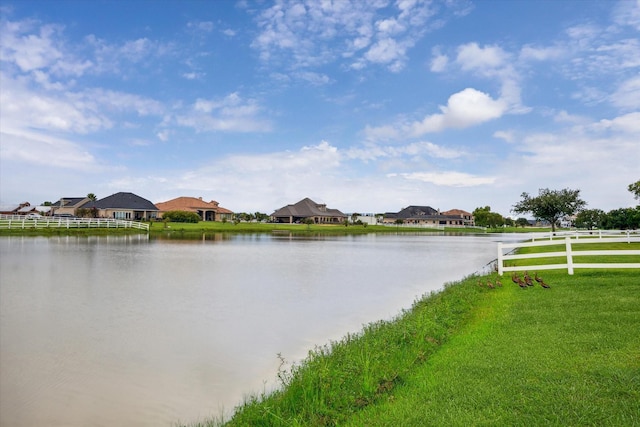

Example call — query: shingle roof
[271,197,346,218]
[385,205,438,219]
[51,197,87,207]
[86,192,158,210]
[155,197,233,214]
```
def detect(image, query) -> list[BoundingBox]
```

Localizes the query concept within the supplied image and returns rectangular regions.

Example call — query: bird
[534,272,544,284]
[487,280,495,289]
[523,271,534,287]
[512,273,527,289]
[540,280,551,289]
[495,278,503,287]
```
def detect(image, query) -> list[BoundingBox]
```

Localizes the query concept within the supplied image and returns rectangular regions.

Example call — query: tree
[575,209,605,230]
[472,206,505,228]
[602,207,640,230]
[512,188,586,232]
[515,217,529,228]
[628,180,640,201]
[87,193,97,201]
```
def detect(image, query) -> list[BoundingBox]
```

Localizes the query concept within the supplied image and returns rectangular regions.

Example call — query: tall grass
[195,245,640,427]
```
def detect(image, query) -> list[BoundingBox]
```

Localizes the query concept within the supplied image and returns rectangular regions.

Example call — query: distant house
[271,198,347,224]
[382,205,439,225]
[85,192,158,220]
[155,196,234,221]
[383,206,474,227]
[441,209,475,227]
[51,197,91,216]
[18,205,52,216]
[0,202,30,215]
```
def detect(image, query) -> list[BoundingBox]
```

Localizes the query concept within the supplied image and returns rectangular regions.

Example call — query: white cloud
[519,45,565,61]
[430,49,448,72]
[392,171,496,187]
[347,141,465,162]
[493,130,514,143]
[591,112,640,134]
[410,88,508,135]
[177,93,271,133]
[251,0,453,74]
[455,42,508,72]
[0,127,102,171]
[610,75,640,109]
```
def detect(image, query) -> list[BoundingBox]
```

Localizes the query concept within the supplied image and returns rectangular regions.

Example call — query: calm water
[0,233,517,426]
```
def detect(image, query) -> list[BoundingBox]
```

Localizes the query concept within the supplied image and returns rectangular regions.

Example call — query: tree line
[473,180,640,231]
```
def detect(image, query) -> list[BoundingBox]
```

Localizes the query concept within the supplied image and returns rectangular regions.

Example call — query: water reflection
[0,233,519,426]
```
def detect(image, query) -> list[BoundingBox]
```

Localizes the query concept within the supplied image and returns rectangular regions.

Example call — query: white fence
[497,235,640,275]
[0,215,149,231]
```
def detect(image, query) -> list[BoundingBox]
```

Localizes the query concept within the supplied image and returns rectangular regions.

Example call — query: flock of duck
[479,271,550,289]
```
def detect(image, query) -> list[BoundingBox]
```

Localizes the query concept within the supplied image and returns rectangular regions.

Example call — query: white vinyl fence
[0,215,149,231]
[497,235,640,275]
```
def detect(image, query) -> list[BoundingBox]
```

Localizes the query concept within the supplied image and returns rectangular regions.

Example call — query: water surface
[0,233,514,426]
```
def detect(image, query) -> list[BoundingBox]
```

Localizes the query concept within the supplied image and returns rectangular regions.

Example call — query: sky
[1,0,639,216]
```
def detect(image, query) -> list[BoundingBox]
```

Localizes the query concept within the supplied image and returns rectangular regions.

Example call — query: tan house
[155,196,234,221]
[84,192,158,220]
[383,206,474,227]
[271,198,347,224]
[51,197,91,216]
[441,209,474,226]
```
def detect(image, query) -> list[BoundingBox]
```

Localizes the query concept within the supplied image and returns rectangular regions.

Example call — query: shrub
[161,210,201,223]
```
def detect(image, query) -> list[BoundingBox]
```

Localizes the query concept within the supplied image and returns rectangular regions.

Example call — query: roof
[0,204,22,212]
[51,197,88,207]
[441,209,473,217]
[155,196,233,214]
[271,197,346,218]
[385,205,438,219]
[86,192,158,211]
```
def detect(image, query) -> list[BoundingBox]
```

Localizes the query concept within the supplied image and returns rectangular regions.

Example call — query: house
[0,202,30,215]
[441,209,475,227]
[155,196,234,221]
[51,197,91,216]
[271,198,347,224]
[383,205,475,227]
[84,192,159,220]
[382,205,439,225]
[18,205,52,216]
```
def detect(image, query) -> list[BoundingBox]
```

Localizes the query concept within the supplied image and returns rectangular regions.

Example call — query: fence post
[565,237,574,275]
[497,242,504,275]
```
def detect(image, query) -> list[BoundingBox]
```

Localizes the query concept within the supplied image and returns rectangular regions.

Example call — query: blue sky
[1,0,638,216]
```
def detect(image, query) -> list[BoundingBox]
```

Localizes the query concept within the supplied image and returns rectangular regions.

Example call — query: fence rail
[497,235,640,275]
[0,215,149,231]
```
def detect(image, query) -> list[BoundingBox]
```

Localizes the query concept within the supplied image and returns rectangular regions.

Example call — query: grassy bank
[193,250,639,426]
[149,221,477,235]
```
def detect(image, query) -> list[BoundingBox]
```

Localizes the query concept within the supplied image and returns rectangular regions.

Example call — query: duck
[523,271,534,287]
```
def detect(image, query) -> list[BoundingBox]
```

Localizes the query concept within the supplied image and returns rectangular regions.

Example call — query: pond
[0,232,519,426]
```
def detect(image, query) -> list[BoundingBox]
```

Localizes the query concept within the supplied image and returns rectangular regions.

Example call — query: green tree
[603,207,640,230]
[87,193,97,201]
[628,180,640,201]
[575,209,605,229]
[515,217,529,228]
[512,188,586,232]
[472,206,505,228]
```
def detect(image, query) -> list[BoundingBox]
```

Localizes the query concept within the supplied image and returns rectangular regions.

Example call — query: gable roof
[441,209,472,217]
[87,192,158,211]
[51,197,89,208]
[155,197,233,214]
[385,205,438,219]
[271,197,346,218]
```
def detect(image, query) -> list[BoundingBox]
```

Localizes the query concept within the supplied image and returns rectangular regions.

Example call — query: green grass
[190,244,640,427]
[149,221,480,235]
